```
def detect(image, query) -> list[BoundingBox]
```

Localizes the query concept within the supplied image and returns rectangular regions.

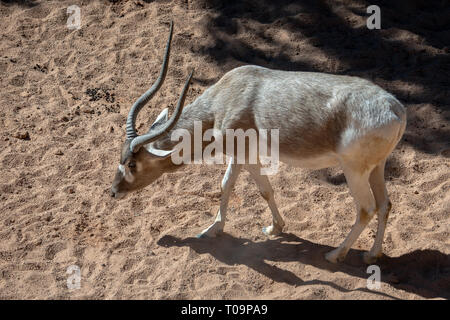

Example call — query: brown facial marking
[120,139,133,165]
[111,137,186,198]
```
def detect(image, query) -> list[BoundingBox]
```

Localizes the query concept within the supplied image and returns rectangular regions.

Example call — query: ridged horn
[130,70,194,153]
[126,21,173,139]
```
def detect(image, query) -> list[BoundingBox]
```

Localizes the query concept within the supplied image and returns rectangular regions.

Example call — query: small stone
[55,150,64,156]
[13,131,30,140]
[80,106,94,114]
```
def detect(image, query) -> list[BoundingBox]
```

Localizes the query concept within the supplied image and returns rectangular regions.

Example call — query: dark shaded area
[322,170,346,186]
[384,156,405,180]
[107,0,154,3]
[351,0,450,49]
[313,153,409,185]
[158,233,450,299]
[194,0,450,154]
[0,0,37,7]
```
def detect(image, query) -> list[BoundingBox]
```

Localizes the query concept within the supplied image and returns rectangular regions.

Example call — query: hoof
[196,231,220,239]
[325,249,345,264]
[196,224,223,239]
[363,252,381,264]
[195,233,209,239]
[262,225,283,236]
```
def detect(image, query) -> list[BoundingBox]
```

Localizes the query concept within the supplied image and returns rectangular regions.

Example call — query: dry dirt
[0,0,449,299]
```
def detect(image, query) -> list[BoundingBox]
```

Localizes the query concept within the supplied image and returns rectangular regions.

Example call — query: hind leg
[246,164,285,236]
[363,160,392,264]
[325,165,376,263]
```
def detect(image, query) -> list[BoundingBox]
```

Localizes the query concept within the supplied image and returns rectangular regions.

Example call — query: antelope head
[110,22,193,199]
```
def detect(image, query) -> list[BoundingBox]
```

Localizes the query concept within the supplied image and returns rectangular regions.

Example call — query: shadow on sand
[158,232,449,299]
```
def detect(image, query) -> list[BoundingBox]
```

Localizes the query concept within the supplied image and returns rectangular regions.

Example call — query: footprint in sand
[44,242,66,261]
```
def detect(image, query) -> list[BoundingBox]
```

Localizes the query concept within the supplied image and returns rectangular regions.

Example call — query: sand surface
[0,0,449,299]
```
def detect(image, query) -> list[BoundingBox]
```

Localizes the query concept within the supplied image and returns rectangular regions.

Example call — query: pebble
[13,131,30,140]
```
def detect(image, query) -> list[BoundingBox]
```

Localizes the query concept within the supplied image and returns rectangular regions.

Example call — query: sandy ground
[0,0,449,299]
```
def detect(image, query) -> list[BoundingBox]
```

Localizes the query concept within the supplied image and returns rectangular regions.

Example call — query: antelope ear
[149,108,169,132]
[144,142,173,158]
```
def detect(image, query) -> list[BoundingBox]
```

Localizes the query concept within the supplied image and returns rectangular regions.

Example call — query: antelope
[110,22,406,264]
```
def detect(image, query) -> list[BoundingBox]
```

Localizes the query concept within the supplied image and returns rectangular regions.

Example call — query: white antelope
[110,23,406,264]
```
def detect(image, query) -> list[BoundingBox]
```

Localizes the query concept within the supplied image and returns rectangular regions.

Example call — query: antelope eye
[128,162,136,168]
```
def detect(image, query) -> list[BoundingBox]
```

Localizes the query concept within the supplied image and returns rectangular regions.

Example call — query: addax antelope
[110,23,406,264]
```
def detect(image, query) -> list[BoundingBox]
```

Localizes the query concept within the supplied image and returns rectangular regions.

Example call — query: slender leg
[364,160,391,264]
[246,164,285,236]
[325,165,376,263]
[197,159,242,238]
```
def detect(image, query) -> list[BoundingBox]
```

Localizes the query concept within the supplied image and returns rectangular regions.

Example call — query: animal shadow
[158,232,449,299]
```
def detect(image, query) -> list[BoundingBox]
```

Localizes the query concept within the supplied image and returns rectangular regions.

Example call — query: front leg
[197,160,242,238]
